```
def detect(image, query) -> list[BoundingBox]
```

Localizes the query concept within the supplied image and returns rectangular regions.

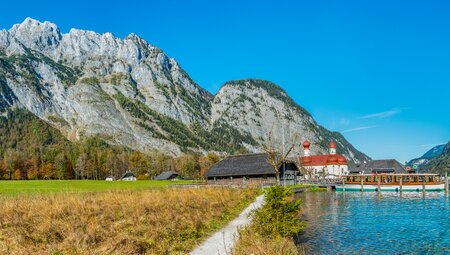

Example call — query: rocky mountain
[407,144,445,171]
[421,141,450,174]
[0,18,370,163]
[211,79,369,160]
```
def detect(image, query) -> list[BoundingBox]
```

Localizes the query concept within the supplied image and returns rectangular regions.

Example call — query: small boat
[335,173,446,192]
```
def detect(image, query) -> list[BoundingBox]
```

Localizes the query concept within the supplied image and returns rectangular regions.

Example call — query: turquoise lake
[297,192,450,255]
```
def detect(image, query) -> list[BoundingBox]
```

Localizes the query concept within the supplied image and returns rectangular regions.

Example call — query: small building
[121,171,137,181]
[300,140,349,179]
[105,175,115,181]
[155,171,179,180]
[349,159,406,174]
[204,153,300,185]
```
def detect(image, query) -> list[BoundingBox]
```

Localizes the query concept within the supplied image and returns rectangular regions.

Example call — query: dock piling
[377,176,381,195]
[445,172,449,196]
[360,175,364,192]
[342,178,345,192]
[399,177,403,197]
[422,179,426,197]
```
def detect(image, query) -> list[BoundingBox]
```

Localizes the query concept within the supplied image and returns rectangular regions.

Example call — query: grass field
[0,180,198,195]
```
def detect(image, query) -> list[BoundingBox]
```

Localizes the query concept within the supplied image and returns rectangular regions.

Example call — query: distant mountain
[407,144,445,172]
[0,18,370,162]
[422,141,450,174]
[422,144,446,159]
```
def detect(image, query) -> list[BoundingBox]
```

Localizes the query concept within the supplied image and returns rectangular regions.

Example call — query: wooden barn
[154,171,180,180]
[204,153,300,186]
[121,171,137,181]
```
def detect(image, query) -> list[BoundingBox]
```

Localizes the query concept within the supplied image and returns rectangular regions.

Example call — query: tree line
[0,109,219,180]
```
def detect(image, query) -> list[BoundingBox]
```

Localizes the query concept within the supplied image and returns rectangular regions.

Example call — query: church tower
[329,141,337,155]
[303,140,311,157]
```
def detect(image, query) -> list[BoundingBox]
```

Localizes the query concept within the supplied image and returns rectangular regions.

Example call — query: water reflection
[296,191,450,255]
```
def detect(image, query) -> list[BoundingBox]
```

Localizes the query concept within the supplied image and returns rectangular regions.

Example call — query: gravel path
[190,194,265,255]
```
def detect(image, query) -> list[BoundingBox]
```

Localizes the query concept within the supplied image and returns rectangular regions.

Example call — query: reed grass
[233,227,298,255]
[0,187,258,254]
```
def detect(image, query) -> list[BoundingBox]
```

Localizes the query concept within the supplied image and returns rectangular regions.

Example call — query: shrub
[233,186,304,255]
[254,186,304,237]
[136,174,148,180]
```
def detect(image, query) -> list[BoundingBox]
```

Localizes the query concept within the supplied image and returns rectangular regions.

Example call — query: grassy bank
[0,187,258,254]
[288,184,327,192]
[0,180,198,195]
[233,186,304,255]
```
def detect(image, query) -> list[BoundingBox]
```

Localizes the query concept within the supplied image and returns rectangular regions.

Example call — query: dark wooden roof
[205,153,298,177]
[121,171,136,179]
[349,160,406,174]
[155,171,179,180]
[205,153,274,177]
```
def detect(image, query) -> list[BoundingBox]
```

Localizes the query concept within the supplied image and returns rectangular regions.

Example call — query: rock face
[211,79,370,162]
[0,18,370,162]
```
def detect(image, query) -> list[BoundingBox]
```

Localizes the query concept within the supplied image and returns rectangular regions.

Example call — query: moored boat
[335,173,445,192]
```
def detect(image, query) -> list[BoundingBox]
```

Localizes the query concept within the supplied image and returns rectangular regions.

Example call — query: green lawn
[0,180,198,195]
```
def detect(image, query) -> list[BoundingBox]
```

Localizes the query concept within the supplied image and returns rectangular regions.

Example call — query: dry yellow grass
[0,188,258,255]
[232,226,298,255]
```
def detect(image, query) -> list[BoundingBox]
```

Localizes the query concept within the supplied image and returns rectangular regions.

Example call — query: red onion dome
[303,140,311,148]
[327,155,338,163]
[329,141,337,148]
[337,155,347,163]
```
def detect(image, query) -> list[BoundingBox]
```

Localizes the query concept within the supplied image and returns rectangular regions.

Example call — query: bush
[136,174,148,180]
[233,186,304,255]
[253,186,304,238]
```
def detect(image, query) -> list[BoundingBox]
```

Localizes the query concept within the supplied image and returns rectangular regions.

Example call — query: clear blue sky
[1,0,449,163]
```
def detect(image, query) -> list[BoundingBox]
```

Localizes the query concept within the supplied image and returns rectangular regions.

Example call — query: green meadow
[0,180,197,195]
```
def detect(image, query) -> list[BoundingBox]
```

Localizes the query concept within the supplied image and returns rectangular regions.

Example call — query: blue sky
[1,0,449,163]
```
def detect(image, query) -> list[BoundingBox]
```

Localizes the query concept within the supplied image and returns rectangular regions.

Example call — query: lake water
[296,191,450,255]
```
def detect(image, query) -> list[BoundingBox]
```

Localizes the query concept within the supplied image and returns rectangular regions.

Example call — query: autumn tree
[177,154,201,178]
[24,158,39,180]
[14,169,22,180]
[39,163,56,179]
[263,131,298,185]
[0,160,6,179]
[3,149,23,180]
[106,151,122,179]
[149,152,171,178]
[75,153,88,180]
[199,152,220,177]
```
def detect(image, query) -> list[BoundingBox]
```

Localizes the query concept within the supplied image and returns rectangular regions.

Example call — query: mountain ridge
[407,144,446,172]
[420,142,450,174]
[0,18,370,163]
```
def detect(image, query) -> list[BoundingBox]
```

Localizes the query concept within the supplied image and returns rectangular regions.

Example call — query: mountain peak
[220,78,310,116]
[9,17,62,52]
[11,17,60,35]
[222,79,289,98]
[20,17,48,27]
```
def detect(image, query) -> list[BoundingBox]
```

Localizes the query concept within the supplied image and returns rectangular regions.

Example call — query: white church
[300,140,349,179]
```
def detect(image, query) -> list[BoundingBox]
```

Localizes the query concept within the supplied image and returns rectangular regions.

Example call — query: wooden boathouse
[204,153,300,186]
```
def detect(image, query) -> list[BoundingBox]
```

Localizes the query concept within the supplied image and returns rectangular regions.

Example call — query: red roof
[300,154,347,166]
